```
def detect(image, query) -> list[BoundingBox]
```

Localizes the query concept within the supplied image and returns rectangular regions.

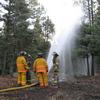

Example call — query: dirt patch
[0,75,100,100]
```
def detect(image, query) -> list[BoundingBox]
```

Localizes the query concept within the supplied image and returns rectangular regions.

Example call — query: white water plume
[39,0,85,80]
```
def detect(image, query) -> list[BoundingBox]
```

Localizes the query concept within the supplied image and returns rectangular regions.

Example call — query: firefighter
[33,53,48,87]
[26,54,32,84]
[52,52,60,85]
[16,51,29,86]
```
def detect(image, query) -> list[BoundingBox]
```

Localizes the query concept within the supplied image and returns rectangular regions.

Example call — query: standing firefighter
[52,52,60,85]
[26,54,32,84]
[33,53,48,87]
[16,51,29,86]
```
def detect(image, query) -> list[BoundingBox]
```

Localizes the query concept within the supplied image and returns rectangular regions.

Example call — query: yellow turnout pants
[37,72,48,87]
[18,72,26,85]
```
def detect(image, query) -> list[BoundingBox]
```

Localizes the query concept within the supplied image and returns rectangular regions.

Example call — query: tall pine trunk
[2,51,7,75]
[91,54,94,76]
[86,55,90,76]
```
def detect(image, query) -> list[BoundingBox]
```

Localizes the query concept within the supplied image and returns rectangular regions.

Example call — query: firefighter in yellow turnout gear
[16,51,29,86]
[33,53,48,87]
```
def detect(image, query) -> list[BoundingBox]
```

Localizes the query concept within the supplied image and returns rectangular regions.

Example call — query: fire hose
[0,81,38,93]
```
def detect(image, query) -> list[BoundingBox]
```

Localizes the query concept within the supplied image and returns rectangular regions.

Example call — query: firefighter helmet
[37,53,43,58]
[19,51,27,56]
[53,52,58,56]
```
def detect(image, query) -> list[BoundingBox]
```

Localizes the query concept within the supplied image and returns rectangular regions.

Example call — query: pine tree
[75,0,98,76]
[0,0,31,74]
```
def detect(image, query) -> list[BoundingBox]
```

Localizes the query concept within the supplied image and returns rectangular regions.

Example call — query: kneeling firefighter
[16,51,29,86]
[33,53,48,87]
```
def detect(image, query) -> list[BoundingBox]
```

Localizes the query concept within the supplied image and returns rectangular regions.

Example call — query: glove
[26,66,30,70]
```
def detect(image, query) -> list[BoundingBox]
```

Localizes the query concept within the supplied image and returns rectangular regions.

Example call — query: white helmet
[19,51,27,55]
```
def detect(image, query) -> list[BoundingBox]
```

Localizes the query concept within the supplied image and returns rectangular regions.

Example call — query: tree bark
[2,51,7,75]
[87,0,92,28]
[91,54,94,76]
[86,55,90,76]
[91,0,94,24]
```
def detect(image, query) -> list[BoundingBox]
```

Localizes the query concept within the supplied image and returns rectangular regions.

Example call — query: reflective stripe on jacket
[33,58,48,73]
[36,65,47,73]
[16,56,28,72]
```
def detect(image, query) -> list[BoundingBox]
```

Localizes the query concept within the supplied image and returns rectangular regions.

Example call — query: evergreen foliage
[75,0,100,76]
[0,0,55,74]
